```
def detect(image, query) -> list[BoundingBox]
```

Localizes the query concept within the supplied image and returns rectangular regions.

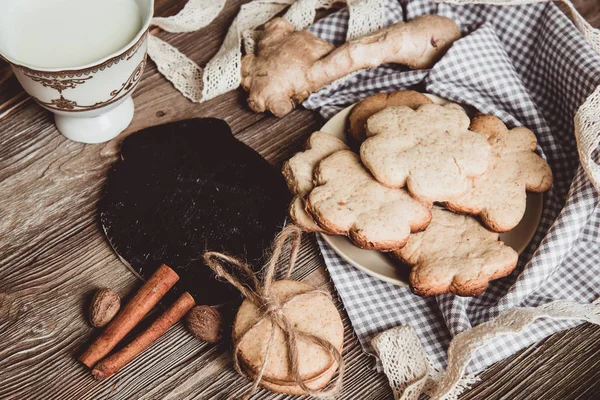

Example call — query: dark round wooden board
[100,118,290,305]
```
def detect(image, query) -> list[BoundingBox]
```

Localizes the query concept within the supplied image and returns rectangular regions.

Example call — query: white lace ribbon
[373,299,600,400]
[372,325,430,400]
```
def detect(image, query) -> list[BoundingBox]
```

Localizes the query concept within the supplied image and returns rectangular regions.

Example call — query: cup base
[54,97,134,144]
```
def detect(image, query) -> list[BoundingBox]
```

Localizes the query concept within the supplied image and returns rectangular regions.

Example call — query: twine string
[203,252,261,305]
[203,225,344,399]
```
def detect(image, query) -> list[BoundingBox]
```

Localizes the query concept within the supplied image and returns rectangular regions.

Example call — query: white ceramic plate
[318,94,543,287]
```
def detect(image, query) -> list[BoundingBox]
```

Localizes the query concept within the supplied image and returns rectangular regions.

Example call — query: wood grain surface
[1,1,599,399]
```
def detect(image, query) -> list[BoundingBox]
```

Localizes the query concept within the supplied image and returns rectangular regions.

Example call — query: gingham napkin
[302,0,600,373]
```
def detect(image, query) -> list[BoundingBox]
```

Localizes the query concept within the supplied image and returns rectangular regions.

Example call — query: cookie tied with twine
[204,225,344,399]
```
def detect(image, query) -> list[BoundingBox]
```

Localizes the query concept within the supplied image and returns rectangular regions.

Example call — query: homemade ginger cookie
[396,207,518,297]
[233,280,343,392]
[361,103,491,204]
[307,150,431,251]
[282,132,349,232]
[445,115,553,232]
[348,90,433,145]
[240,357,339,395]
[289,197,323,232]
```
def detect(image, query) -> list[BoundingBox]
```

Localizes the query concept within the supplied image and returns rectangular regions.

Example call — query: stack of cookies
[283,91,553,297]
[233,280,344,395]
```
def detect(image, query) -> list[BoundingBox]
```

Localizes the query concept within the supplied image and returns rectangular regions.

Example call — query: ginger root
[241,15,461,117]
[241,18,335,118]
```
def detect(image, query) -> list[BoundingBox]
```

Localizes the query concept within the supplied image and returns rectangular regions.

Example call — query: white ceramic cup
[0,0,154,144]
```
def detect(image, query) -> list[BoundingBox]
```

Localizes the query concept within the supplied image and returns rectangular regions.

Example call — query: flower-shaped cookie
[282,132,349,232]
[361,103,491,203]
[307,150,431,251]
[395,206,518,296]
[445,115,553,232]
[348,90,433,145]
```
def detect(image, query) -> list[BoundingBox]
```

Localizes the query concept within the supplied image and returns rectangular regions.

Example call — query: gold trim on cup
[32,57,147,112]
[7,31,148,79]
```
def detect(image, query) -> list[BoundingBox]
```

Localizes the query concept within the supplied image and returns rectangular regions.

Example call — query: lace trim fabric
[372,325,430,400]
[145,0,600,398]
[372,299,600,400]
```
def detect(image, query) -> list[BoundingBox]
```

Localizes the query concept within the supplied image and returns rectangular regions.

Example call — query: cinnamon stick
[92,292,196,380]
[79,264,179,368]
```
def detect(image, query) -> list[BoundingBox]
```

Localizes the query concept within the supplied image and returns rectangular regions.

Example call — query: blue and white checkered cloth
[303,0,600,373]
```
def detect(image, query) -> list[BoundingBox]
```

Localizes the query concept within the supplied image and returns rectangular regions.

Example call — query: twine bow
[204,225,344,399]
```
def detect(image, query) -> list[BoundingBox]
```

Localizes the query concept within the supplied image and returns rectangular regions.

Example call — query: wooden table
[1,1,600,399]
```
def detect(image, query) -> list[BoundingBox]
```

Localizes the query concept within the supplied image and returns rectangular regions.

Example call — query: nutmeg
[89,288,121,328]
[186,305,223,343]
